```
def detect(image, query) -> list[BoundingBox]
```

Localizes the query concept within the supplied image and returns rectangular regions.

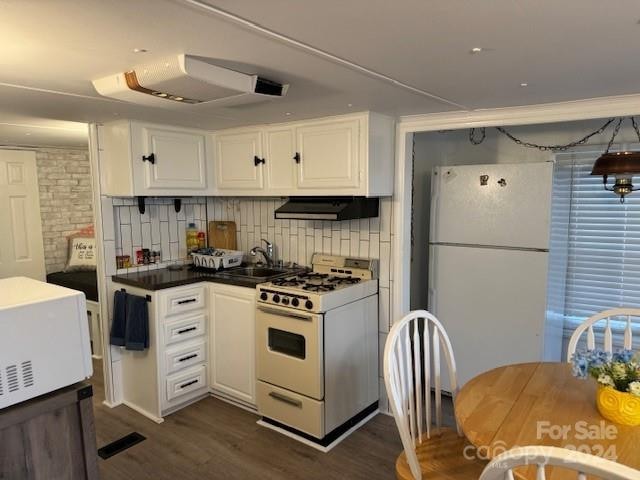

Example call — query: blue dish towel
[124,294,149,351]
[109,290,127,347]
[109,291,149,351]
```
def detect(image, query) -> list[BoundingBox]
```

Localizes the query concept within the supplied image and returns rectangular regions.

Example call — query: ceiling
[0,114,87,148]
[2,0,640,145]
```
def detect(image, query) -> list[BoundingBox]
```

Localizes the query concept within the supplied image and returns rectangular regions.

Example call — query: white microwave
[0,277,93,409]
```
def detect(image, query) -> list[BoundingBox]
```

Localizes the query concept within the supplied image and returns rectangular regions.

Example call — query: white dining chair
[479,446,640,480]
[567,308,640,360]
[384,310,485,480]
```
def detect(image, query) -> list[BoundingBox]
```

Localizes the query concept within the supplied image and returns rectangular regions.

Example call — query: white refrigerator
[428,162,563,392]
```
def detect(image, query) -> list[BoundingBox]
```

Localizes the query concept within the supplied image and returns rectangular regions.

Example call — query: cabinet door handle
[177,326,197,334]
[142,153,155,164]
[178,353,198,363]
[177,298,197,305]
[293,152,301,164]
[179,379,199,389]
[254,155,266,166]
[269,391,302,408]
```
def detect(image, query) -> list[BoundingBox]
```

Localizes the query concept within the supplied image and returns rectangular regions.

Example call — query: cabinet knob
[254,155,266,166]
[293,152,301,164]
[142,153,155,164]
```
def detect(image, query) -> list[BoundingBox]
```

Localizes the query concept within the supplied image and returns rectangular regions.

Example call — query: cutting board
[208,221,238,250]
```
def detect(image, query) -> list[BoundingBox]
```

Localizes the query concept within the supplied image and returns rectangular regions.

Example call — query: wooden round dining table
[455,362,640,479]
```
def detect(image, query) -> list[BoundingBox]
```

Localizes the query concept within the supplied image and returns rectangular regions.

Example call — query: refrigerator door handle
[428,243,437,312]
[429,167,441,243]
[428,288,436,312]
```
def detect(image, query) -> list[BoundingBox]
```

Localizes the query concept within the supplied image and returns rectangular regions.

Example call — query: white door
[214,131,264,191]
[428,244,549,391]
[430,162,553,249]
[296,119,360,190]
[263,127,296,193]
[209,284,256,406]
[137,126,208,192]
[0,150,46,281]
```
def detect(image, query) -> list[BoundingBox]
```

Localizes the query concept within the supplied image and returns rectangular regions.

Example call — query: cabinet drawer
[166,365,207,403]
[257,381,324,438]
[164,314,206,345]
[165,340,207,375]
[162,286,206,317]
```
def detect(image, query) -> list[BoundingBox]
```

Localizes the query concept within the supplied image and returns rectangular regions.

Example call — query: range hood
[92,54,288,108]
[274,197,379,221]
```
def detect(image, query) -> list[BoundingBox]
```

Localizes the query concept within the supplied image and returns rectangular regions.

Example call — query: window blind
[554,149,640,348]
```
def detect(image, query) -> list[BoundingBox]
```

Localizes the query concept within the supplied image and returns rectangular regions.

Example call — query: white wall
[410,118,640,309]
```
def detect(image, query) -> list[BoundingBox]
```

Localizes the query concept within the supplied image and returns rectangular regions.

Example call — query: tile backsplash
[110,197,207,272]
[206,197,393,266]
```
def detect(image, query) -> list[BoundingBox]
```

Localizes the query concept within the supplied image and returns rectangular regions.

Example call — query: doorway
[0,149,46,280]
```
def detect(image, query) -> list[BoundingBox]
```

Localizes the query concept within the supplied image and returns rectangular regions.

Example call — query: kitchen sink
[222,266,291,279]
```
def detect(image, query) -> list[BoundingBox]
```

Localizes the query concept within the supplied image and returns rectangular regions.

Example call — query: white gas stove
[255,253,379,449]
[257,254,378,314]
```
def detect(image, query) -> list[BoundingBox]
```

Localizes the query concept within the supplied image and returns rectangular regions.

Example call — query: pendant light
[591,117,640,203]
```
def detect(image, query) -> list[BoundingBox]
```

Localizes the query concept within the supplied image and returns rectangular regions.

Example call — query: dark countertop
[111,266,302,291]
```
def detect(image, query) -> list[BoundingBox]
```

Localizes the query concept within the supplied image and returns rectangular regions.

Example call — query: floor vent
[21,361,34,388]
[6,365,19,392]
[0,370,4,396]
[98,432,146,460]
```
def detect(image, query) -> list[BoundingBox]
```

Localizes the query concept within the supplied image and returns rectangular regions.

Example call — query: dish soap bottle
[186,223,199,254]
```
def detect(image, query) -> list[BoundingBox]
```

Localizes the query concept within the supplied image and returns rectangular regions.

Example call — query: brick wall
[36,148,93,273]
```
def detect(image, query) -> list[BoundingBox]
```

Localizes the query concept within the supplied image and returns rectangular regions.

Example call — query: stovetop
[257,253,379,313]
[269,272,362,293]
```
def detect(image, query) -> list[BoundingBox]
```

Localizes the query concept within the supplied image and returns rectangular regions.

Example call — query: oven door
[256,304,324,400]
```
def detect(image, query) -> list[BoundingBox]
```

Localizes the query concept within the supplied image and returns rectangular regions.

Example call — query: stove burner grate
[271,277,305,287]
[327,276,361,285]
[302,283,336,292]
[298,272,328,280]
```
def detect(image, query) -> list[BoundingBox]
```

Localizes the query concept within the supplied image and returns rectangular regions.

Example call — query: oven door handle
[268,391,303,408]
[257,305,314,321]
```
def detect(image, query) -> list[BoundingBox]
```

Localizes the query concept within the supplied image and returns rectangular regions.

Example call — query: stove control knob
[291,298,299,307]
[273,294,280,303]
[281,297,290,306]
[305,300,313,310]
[260,292,268,301]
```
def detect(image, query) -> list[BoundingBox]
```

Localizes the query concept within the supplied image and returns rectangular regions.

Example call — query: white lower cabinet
[209,283,257,407]
[117,282,209,423]
[116,281,258,421]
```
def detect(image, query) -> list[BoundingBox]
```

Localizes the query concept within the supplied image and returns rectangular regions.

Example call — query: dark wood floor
[89,361,407,479]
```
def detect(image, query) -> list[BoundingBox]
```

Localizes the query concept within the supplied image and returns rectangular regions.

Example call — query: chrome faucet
[250,238,275,267]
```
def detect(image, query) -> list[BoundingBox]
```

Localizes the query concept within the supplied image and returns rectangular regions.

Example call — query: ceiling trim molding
[398,93,640,133]
[0,122,87,133]
[177,0,468,110]
[0,82,119,102]
[0,144,88,150]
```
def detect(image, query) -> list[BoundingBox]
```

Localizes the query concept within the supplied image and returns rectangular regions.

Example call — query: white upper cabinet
[296,118,360,190]
[99,121,214,197]
[134,124,207,191]
[211,112,394,197]
[98,112,394,197]
[263,126,297,194]
[214,130,264,191]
